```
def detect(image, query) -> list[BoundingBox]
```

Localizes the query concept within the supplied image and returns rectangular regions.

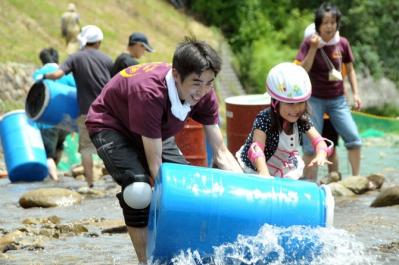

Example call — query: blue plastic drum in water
[147,163,334,262]
[25,80,79,129]
[0,110,48,182]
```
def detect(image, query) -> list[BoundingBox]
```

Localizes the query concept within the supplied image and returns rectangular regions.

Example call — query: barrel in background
[25,80,79,130]
[225,94,271,154]
[175,118,207,167]
[0,110,48,182]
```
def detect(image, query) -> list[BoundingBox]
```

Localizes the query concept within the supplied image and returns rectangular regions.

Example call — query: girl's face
[319,11,338,42]
[173,69,215,106]
[279,102,306,123]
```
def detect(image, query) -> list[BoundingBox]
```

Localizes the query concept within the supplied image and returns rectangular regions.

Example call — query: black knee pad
[116,192,149,227]
[116,170,150,189]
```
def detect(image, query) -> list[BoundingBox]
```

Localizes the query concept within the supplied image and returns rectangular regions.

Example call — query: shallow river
[0,137,398,265]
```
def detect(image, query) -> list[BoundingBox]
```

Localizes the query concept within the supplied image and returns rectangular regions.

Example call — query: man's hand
[34,74,46,82]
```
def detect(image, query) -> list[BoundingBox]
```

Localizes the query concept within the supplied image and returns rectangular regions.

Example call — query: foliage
[363,104,399,118]
[0,0,221,65]
[187,0,399,90]
[0,100,23,115]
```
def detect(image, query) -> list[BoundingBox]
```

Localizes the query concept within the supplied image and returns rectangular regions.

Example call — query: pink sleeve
[295,39,310,62]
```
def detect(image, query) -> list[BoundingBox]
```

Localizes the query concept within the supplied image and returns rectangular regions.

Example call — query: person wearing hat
[236,62,332,179]
[41,25,113,188]
[86,37,242,264]
[61,3,81,54]
[111,32,154,76]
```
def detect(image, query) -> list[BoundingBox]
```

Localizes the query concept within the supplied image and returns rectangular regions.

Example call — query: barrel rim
[25,81,50,120]
[224,94,271,106]
[0,109,26,122]
[320,184,335,227]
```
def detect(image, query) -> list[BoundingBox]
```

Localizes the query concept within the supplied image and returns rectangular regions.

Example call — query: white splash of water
[149,224,378,265]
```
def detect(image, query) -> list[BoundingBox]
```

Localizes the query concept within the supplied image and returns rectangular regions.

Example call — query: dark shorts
[40,128,69,159]
[322,118,339,146]
[90,129,188,227]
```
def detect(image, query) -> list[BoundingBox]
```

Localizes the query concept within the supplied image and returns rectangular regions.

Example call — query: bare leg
[47,158,59,181]
[127,226,147,264]
[327,148,339,173]
[348,148,361,176]
[54,149,63,165]
[81,152,93,187]
[303,154,318,181]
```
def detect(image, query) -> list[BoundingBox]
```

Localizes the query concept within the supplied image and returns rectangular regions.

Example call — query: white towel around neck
[165,69,191,121]
[318,31,340,48]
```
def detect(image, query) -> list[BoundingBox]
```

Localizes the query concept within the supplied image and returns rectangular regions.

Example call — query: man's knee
[116,192,149,227]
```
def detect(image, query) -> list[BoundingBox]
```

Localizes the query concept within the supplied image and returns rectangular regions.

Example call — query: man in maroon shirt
[86,37,242,264]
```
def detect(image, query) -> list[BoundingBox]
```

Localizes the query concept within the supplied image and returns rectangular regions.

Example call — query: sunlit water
[0,137,398,264]
[156,225,378,265]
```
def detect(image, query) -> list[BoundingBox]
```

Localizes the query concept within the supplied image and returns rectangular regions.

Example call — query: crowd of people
[29,2,362,264]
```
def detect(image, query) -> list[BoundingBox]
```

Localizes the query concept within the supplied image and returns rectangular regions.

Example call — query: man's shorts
[90,129,188,227]
[40,127,69,159]
[77,115,96,156]
[322,118,339,146]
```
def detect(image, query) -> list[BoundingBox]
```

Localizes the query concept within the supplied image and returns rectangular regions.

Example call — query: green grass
[0,0,222,65]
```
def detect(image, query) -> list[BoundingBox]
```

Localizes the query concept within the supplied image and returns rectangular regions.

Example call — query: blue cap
[129,32,154,52]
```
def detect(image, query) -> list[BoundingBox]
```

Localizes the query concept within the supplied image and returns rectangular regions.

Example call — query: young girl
[296,2,362,179]
[236,62,332,179]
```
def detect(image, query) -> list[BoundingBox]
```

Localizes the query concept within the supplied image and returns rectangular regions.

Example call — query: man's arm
[142,136,163,180]
[44,69,65,80]
[204,124,242,172]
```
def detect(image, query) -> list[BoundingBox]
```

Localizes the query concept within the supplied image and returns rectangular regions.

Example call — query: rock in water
[19,188,83,208]
[370,186,399,207]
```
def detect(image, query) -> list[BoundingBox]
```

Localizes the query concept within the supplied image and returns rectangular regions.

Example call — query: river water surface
[0,137,398,265]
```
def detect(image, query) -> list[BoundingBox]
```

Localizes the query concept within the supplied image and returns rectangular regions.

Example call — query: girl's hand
[308,153,332,167]
[259,169,273,179]
[310,34,321,49]
[353,94,362,110]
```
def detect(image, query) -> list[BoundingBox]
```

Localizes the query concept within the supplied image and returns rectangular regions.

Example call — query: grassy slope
[0,0,221,65]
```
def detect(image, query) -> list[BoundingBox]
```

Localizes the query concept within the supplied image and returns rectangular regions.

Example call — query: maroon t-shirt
[295,36,354,99]
[86,62,219,140]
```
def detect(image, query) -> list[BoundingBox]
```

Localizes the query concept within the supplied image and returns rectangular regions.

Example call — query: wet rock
[0,230,24,252]
[328,182,355,197]
[367,173,385,190]
[22,215,61,225]
[319,171,341,185]
[102,225,127,234]
[22,242,44,251]
[340,176,369,194]
[377,241,399,253]
[86,232,99,237]
[55,224,88,234]
[370,186,399,207]
[19,188,83,208]
[71,165,84,177]
[77,186,105,197]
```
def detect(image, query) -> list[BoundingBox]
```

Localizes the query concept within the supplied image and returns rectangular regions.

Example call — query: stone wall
[0,62,36,114]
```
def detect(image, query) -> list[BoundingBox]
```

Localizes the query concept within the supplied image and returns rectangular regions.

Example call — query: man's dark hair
[172,36,221,81]
[39,48,59,65]
[314,2,342,33]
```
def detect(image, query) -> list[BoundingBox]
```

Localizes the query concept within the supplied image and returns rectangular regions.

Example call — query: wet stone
[19,188,83,208]
[370,186,399,207]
